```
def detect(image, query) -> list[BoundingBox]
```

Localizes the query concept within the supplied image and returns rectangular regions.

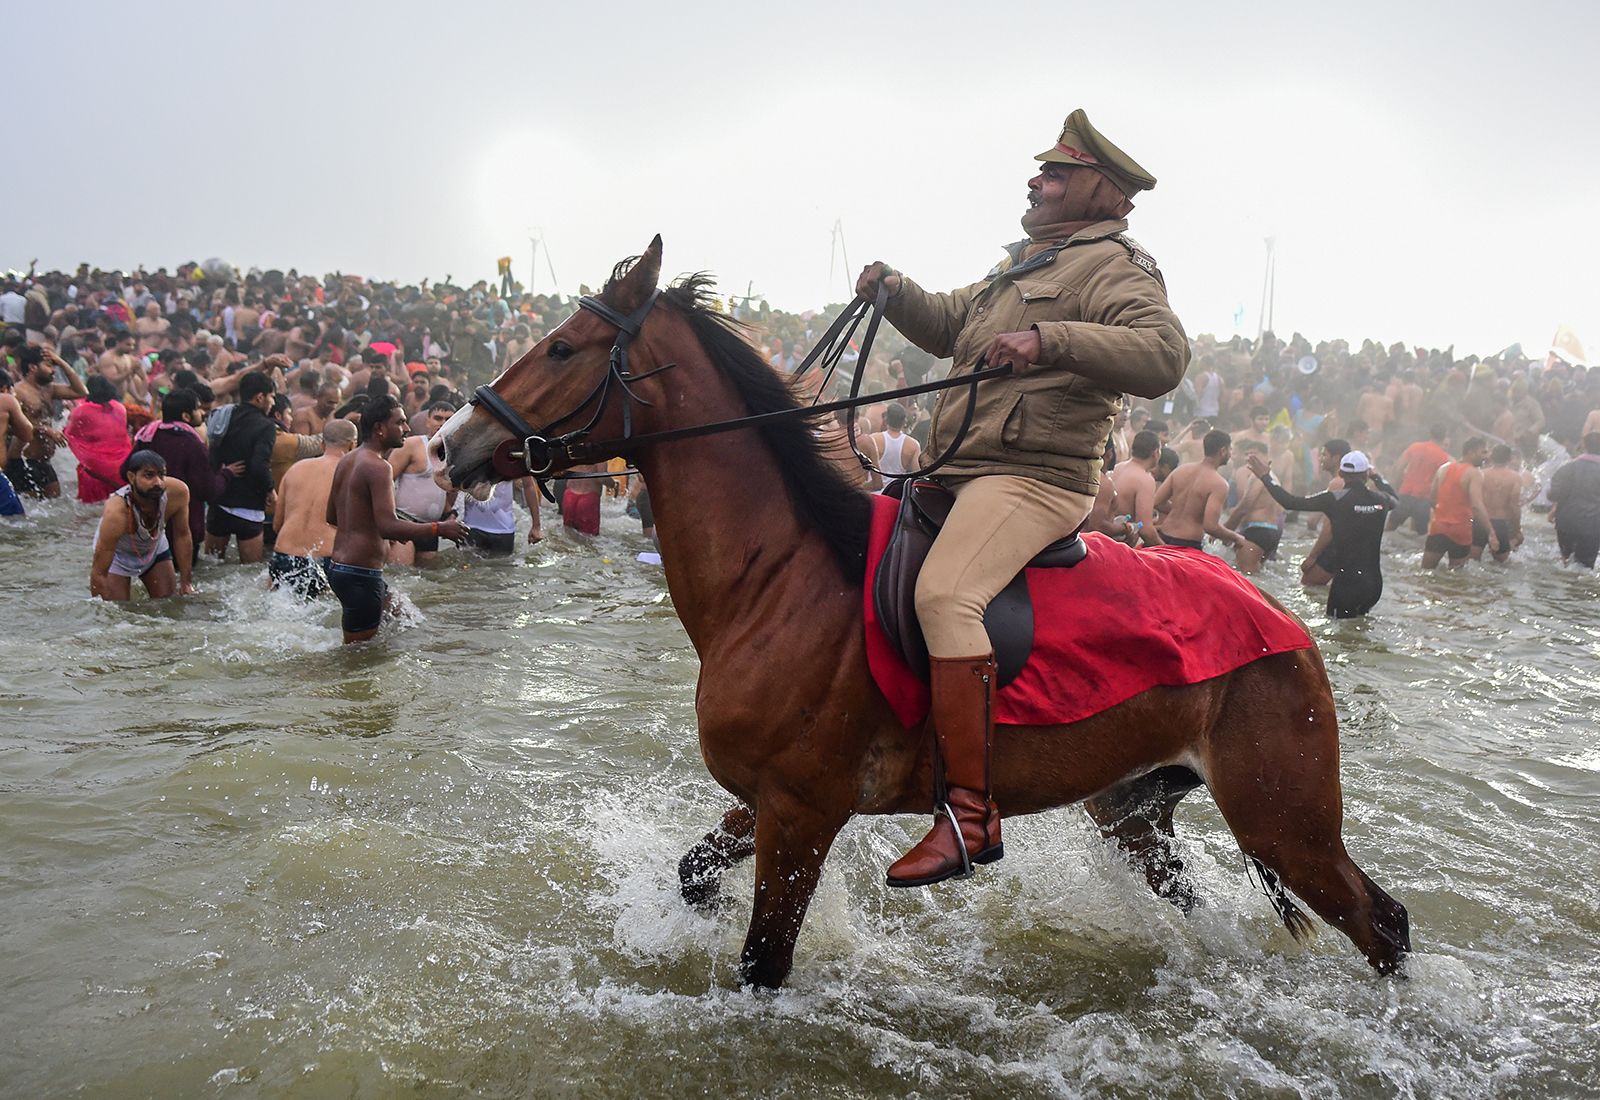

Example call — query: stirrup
[939,800,973,880]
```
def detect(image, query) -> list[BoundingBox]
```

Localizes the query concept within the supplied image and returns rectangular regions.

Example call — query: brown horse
[433,237,1410,989]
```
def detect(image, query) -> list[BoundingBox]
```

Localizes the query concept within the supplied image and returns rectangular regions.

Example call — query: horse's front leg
[738,790,848,990]
[678,801,756,911]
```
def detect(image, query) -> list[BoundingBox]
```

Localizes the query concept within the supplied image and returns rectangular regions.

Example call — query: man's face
[129,466,164,500]
[116,336,134,355]
[424,407,452,435]
[1023,162,1091,232]
[379,408,409,450]
[1218,444,1233,466]
[1253,414,1270,433]
[316,386,339,415]
[251,388,274,413]
[1467,444,1488,466]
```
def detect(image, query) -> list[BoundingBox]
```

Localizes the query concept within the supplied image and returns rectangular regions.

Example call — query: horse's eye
[548,341,573,361]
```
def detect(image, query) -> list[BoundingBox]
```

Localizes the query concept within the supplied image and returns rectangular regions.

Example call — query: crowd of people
[2,258,1598,640]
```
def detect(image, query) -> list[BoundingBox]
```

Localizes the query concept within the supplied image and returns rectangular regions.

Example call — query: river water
[2,473,1597,1099]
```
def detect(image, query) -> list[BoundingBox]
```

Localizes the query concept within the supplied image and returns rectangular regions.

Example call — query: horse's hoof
[677,847,722,911]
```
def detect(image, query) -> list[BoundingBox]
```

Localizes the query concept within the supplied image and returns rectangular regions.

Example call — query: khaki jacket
[886,219,1188,495]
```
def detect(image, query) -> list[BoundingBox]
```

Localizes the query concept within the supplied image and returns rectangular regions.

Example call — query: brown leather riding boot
[886,652,1003,887]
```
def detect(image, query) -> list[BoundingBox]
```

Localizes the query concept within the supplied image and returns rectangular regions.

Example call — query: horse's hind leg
[1084,765,1203,912]
[1206,656,1412,973]
[678,801,756,911]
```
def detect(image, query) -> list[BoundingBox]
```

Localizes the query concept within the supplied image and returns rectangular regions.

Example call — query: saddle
[873,479,1087,688]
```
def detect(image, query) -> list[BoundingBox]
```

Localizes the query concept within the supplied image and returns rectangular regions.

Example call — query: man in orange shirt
[1387,423,1451,535]
[1422,437,1501,568]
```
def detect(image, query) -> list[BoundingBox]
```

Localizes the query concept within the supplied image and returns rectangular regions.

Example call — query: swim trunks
[1489,519,1511,552]
[1423,532,1471,560]
[635,486,654,530]
[562,489,601,535]
[1390,494,1431,534]
[4,455,58,495]
[464,528,515,556]
[206,503,264,542]
[0,471,23,516]
[269,551,331,598]
[1161,535,1204,550]
[1242,522,1282,560]
[327,561,388,633]
[1471,518,1490,548]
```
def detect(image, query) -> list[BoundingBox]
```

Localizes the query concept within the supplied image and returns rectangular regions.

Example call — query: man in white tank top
[871,402,922,487]
[387,402,456,564]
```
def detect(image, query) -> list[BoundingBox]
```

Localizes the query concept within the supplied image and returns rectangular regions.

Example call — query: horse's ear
[610,235,663,314]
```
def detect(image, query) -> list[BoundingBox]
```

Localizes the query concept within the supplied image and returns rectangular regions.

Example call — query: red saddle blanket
[863,494,1314,728]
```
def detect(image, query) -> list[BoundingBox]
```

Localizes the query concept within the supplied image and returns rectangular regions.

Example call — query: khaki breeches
[915,475,1096,658]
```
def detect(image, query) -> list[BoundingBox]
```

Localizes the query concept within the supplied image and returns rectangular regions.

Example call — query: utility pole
[1258,236,1277,338]
[829,219,851,299]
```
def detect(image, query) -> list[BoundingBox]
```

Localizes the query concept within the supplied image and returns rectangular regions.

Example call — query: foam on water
[3,492,1598,1098]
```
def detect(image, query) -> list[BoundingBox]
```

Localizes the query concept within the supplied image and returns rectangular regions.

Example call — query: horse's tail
[1246,856,1317,942]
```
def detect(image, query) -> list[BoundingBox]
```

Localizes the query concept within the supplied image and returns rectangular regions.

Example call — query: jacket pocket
[1001,393,1028,448]
[1013,279,1063,305]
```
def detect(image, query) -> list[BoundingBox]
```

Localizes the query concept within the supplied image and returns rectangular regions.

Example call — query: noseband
[471,289,675,480]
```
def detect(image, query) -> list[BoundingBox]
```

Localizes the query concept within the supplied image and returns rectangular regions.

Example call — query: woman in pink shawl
[64,375,132,503]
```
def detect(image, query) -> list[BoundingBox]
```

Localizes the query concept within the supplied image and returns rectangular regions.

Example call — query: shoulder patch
[1111,232,1159,276]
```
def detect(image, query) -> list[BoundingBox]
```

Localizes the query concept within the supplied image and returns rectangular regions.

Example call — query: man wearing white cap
[1246,450,1398,618]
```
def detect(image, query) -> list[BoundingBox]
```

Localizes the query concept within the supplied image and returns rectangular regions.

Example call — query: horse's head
[432,235,665,497]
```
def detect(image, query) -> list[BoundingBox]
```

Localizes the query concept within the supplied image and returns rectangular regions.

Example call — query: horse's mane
[603,260,872,580]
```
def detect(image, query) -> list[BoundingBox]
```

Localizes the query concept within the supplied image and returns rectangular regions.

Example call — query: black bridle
[468,283,1010,487]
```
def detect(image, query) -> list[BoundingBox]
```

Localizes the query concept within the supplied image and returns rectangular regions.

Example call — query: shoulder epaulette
[1110,232,1160,277]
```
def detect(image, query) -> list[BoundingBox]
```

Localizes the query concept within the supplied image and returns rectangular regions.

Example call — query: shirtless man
[1423,436,1501,569]
[0,370,34,515]
[1225,440,1283,574]
[1355,382,1393,444]
[96,330,148,404]
[1480,444,1523,563]
[1232,406,1271,451]
[290,384,341,435]
[271,419,356,597]
[1170,417,1209,466]
[88,450,194,601]
[7,345,86,499]
[1152,430,1249,554]
[1107,429,1163,547]
[559,462,608,536]
[1300,439,1350,588]
[134,302,170,353]
[326,396,465,643]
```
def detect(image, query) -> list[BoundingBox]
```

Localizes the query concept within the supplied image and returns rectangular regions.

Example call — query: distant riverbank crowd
[3,260,1598,615]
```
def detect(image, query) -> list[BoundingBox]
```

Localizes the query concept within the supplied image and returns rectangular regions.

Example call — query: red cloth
[63,399,131,503]
[862,495,1313,728]
[562,489,601,535]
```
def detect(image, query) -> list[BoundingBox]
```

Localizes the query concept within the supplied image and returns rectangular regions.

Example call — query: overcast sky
[6,2,1596,359]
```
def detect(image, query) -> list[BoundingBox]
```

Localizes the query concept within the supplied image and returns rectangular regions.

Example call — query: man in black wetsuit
[1246,450,1397,619]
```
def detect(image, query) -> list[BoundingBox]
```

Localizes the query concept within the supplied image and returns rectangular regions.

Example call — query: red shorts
[562,490,600,535]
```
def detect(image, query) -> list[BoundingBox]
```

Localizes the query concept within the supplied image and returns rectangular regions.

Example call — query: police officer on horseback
[857,109,1190,887]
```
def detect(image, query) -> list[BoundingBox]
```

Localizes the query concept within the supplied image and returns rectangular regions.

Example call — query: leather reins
[469,283,1010,490]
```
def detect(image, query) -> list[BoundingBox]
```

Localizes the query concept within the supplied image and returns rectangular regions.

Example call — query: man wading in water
[326,396,464,643]
[88,450,194,601]
[856,108,1189,886]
